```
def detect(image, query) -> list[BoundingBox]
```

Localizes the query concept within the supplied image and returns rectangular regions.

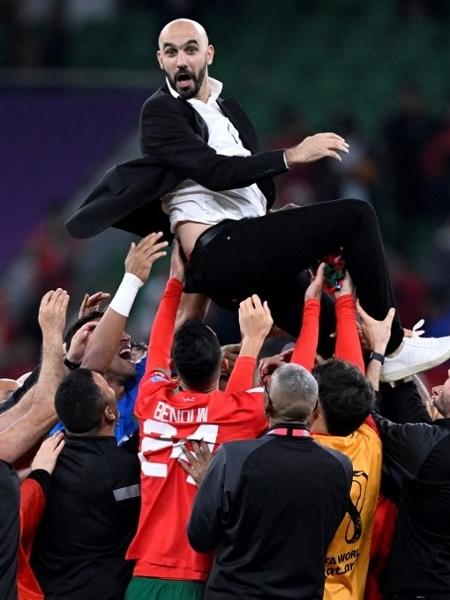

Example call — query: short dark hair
[172,319,222,389]
[55,368,105,433]
[312,359,374,436]
[0,367,39,415]
[64,310,104,350]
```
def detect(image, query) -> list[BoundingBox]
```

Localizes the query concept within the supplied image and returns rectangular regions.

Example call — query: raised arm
[357,303,396,392]
[141,96,348,192]
[333,272,365,373]
[291,264,324,371]
[225,295,273,393]
[0,289,69,464]
[81,232,168,373]
[146,240,185,375]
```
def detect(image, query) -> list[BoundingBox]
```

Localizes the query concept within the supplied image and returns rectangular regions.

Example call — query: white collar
[166,76,223,103]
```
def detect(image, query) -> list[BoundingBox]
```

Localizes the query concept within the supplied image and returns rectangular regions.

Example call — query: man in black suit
[67,18,450,384]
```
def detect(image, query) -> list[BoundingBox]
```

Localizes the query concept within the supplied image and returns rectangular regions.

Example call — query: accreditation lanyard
[268,427,311,438]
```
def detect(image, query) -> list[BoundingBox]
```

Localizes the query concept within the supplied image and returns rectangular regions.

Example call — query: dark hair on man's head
[0,367,39,415]
[172,319,222,389]
[55,368,105,434]
[64,310,104,350]
[312,359,374,436]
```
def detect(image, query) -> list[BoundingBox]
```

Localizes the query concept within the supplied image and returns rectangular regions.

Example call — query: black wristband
[64,356,81,370]
[368,351,385,365]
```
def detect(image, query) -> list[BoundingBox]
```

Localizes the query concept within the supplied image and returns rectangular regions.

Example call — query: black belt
[194,220,232,252]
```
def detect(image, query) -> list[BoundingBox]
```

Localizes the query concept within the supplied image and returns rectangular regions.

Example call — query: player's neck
[179,378,218,394]
[309,412,328,434]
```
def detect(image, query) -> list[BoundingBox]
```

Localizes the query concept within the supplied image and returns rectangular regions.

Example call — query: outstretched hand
[357,302,396,354]
[78,291,110,318]
[125,232,168,283]
[221,343,241,375]
[38,289,70,337]
[333,270,354,299]
[258,348,293,384]
[239,295,273,342]
[285,132,349,166]
[305,263,325,301]
[65,320,98,364]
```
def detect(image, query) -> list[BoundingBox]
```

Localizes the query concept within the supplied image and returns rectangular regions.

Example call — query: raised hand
[221,343,242,375]
[38,288,70,337]
[258,352,286,384]
[124,231,168,283]
[78,291,110,318]
[305,263,325,301]
[357,302,396,355]
[65,320,98,365]
[333,270,354,299]
[239,295,273,343]
[285,133,349,166]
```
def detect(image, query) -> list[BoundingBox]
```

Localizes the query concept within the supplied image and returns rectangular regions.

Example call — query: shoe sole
[380,350,450,383]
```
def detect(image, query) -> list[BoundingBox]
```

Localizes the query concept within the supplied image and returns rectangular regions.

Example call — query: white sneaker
[380,335,450,383]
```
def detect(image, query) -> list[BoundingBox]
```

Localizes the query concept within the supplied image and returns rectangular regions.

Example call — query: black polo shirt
[188,426,352,599]
[31,435,140,600]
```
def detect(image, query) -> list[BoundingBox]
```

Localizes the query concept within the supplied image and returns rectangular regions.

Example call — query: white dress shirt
[161,77,267,232]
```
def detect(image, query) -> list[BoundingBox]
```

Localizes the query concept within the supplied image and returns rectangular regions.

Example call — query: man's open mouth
[118,347,132,361]
[176,72,193,88]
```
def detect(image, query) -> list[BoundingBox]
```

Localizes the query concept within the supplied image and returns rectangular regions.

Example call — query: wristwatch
[368,351,385,365]
[64,356,81,370]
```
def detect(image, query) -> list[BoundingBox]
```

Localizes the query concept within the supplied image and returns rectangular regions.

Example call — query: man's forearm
[175,292,210,332]
[147,277,184,374]
[33,331,64,412]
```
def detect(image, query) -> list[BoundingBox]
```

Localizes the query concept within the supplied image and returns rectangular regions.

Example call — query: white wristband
[109,273,144,317]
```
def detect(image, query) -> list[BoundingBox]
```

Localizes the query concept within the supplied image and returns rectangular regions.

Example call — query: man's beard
[167,62,207,99]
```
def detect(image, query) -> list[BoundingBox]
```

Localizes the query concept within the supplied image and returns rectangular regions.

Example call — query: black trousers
[186,198,403,356]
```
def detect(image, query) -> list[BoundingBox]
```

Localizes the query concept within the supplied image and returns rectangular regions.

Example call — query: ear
[104,404,116,423]
[220,356,229,375]
[264,394,274,417]
[207,44,215,66]
[156,50,164,69]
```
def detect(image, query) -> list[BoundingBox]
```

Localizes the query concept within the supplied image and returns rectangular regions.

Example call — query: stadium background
[1,0,449,384]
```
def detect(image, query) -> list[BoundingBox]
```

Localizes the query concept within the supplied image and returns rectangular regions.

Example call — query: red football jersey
[126,370,267,581]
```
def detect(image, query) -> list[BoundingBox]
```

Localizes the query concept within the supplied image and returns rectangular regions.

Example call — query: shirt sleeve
[373,413,447,496]
[146,277,183,375]
[334,294,365,374]
[291,299,320,371]
[20,471,50,558]
[225,356,257,393]
[141,97,288,191]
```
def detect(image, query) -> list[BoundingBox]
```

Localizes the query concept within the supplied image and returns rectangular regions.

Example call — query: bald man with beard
[67,18,450,383]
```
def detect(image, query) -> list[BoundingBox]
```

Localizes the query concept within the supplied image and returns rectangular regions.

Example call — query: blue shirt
[49,357,146,445]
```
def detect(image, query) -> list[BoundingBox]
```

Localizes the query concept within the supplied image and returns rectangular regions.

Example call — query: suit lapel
[217,98,258,154]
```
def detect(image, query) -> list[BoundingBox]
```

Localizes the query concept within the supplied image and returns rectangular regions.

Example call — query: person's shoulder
[221,436,269,461]
[316,441,353,475]
[141,85,184,116]
[109,438,140,470]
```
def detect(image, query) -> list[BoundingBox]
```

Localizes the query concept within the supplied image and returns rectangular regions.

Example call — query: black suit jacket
[65,85,287,240]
